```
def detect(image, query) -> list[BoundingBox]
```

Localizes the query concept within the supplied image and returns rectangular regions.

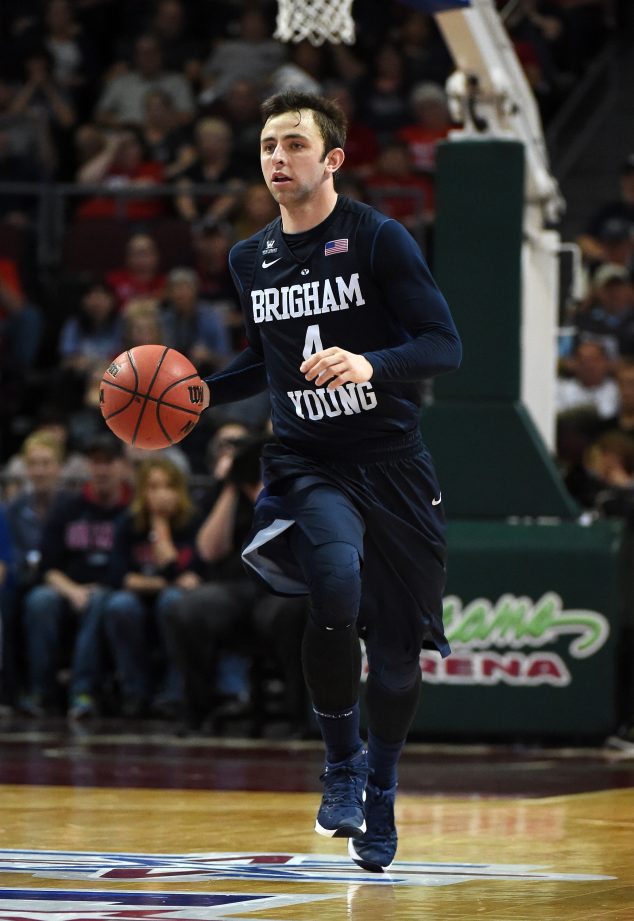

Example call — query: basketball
[100,344,205,449]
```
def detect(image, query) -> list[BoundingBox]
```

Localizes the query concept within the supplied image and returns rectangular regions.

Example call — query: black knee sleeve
[366,670,422,743]
[308,542,361,631]
[301,617,361,713]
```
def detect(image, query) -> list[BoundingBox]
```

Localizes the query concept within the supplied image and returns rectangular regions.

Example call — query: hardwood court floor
[0,718,633,920]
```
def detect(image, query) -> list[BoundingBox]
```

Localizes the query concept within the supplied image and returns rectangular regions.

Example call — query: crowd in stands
[0,0,621,727]
[556,154,634,523]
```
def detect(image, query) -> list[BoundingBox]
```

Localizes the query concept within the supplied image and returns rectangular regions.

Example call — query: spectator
[575,263,634,360]
[556,340,619,419]
[2,431,63,704]
[73,121,107,173]
[0,257,42,375]
[57,280,122,408]
[161,436,307,734]
[95,33,195,128]
[105,234,166,308]
[270,40,325,96]
[233,182,278,241]
[397,81,453,176]
[30,403,91,490]
[200,7,285,107]
[68,363,112,452]
[75,127,166,221]
[147,0,203,82]
[0,127,43,223]
[556,406,604,507]
[20,433,131,717]
[358,43,410,141]
[9,46,76,177]
[0,507,12,700]
[601,360,634,442]
[213,79,264,179]
[365,138,433,228]
[398,11,453,86]
[161,267,232,375]
[324,83,379,178]
[97,457,204,717]
[591,218,634,278]
[545,0,611,76]
[205,421,251,484]
[0,74,52,199]
[193,222,237,306]
[121,296,166,349]
[564,429,634,517]
[578,154,634,267]
[513,37,559,123]
[141,87,195,178]
[41,0,98,120]
[0,258,42,462]
[173,117,245,225]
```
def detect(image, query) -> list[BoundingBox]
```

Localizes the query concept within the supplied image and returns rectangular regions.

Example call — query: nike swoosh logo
[431,493,442,506]
[262,258,282,268]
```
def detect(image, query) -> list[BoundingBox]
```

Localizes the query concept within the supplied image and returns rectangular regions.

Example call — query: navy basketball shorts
[241,441,451,681]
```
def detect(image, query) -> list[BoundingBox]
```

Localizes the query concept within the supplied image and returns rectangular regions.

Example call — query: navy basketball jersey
[208,196,461,461]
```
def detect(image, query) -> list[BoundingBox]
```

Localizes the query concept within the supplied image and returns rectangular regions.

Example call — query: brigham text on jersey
[252,273,365,323]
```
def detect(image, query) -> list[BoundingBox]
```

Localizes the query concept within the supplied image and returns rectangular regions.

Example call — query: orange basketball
[100,344,205,449]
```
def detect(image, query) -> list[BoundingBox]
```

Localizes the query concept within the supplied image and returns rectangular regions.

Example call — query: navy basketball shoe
[348,781,397,871]
[315,748,368,838]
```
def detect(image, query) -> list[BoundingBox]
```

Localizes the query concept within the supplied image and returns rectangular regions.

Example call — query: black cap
[85,432,125,460]
[598,216,633,242]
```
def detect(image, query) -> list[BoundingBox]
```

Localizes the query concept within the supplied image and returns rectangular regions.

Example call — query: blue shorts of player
[242,439,450,692]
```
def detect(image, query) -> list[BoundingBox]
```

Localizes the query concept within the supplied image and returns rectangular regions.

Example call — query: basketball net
[274,0,356,45]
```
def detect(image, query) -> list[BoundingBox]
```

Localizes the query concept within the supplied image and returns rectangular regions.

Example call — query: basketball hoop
[274,0,356,46]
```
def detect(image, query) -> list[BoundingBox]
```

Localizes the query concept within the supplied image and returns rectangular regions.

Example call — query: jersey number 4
[302,324,324,361]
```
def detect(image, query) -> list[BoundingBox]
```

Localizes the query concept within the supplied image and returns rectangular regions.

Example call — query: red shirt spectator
[365,140,434,225]
[105,233,166,309]
[75,128,166,221]
[397,82,452,175]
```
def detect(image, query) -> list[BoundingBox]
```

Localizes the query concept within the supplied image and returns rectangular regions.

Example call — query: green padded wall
[422,401,579,518]
[434,139,525,401]
[426,139,577,518]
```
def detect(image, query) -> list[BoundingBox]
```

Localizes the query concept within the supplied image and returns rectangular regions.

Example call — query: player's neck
[279,189,339,234]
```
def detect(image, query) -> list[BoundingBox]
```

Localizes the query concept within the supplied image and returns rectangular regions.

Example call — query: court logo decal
[0,849,615,889]
[0,888,334,920]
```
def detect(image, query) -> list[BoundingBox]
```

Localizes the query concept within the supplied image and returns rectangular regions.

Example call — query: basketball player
[200,90,461,871]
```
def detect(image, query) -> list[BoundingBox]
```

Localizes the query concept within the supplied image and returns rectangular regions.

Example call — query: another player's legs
[290,528,367,838]
[349,669,422,871]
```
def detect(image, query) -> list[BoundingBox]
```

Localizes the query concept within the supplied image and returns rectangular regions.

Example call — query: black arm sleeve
[204,346,268,405]
[363,219,462,382]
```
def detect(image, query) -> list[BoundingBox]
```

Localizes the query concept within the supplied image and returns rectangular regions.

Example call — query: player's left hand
[300,347,374,391]
[201,380,211,410]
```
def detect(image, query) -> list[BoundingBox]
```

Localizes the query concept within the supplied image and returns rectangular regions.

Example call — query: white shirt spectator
[96,71,194,126]
[556,376,619,418]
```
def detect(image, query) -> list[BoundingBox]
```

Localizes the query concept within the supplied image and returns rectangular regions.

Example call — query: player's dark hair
[260,90,347,159]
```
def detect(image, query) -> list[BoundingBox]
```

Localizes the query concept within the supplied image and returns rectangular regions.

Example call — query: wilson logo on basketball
[188,385,204,404]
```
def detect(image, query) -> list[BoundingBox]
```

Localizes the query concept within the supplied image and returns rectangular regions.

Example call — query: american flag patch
[324,238,348,256]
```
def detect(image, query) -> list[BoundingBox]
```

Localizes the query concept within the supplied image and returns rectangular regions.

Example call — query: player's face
[260,110,335,207]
